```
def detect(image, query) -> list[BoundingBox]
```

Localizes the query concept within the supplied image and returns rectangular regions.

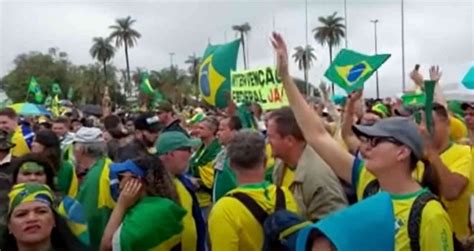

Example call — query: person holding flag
[0,108,32,157]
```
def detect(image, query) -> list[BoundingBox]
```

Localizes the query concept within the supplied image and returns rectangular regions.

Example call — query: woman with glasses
[271,32,455,251]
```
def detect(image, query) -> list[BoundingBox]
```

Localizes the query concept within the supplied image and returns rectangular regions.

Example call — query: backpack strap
[275,187,286,211]
[362,179,380,199]
[229,186,287,225]
[231,192,268,225]
[407,191,437,251]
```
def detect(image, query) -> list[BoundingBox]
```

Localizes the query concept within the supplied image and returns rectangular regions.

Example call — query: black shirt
[162,119,189,137]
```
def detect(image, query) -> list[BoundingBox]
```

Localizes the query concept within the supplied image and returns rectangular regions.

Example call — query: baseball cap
[73,127,104,143]
[134,112,163,133]
[352,117,424,160]
[156,131,200,155]
[156,101,174,114]
[0,130,14,151]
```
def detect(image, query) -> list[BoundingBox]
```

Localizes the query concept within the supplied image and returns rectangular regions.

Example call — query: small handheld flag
[199,39,240,108]
[325,49,390,93]
[27,77,43,103]
[139,72,154,95]
[52,83,62,96]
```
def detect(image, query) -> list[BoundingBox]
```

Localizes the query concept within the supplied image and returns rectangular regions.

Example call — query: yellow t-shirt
[174,178,197,251]
[281,166,295,188]
[208,182,299,251]
[10,126,30,157]
[353,160,454,251]
[438,143,472,239]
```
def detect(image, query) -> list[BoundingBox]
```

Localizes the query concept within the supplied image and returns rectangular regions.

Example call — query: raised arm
[429,65,447,108]
[271,32,355,183]
[341,92,363,154]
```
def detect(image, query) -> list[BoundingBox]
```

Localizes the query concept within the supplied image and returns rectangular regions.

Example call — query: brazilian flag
[325,49,390,93]
[139,72,154,95]
[199,39,240,108]
[27,76,43,103]
[111,197,186,251]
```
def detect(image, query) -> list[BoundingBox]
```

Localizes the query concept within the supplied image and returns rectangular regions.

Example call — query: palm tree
[232,22,251,69]
[293,45,317,95]
[313,12,345,93]
[109,16,141,88]
[89,37,115,82]
[185,54,201,100]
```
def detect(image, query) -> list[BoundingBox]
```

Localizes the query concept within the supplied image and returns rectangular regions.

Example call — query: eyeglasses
[175,147,192,153]
[359,136,402,148]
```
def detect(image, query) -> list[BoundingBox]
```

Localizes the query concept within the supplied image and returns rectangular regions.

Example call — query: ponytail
[418,158,441,197]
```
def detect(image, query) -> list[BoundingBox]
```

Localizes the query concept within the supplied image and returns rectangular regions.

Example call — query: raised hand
[117,179,142,210]
[409,65,424,87]
[347,90,363,105]
[429,65,442,83]
[271,32,289,78]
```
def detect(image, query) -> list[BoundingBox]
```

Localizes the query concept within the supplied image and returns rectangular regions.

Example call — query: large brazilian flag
[199,39,240,108]
[325,49,390,93]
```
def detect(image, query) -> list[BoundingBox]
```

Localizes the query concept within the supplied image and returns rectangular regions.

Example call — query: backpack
[363,182,463,251]
[229,187,310,251]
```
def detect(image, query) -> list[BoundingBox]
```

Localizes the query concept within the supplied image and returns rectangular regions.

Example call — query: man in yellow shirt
[424,103,472,240]
[156,131,205,251]
[0,108,31,157]
[208,131,299,251]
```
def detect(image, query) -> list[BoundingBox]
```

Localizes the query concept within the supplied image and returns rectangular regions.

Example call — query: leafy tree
[90,37,115,82]
[232,22,251,69]
[313,12,345,93]
[109,16,141,89]
[185,54,201,100]
[293,45,317,94]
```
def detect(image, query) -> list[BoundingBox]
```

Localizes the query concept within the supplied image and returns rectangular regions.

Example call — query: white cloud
[0,0,472,98]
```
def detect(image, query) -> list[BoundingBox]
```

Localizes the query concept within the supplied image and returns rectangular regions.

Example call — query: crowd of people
[0,32,472,251]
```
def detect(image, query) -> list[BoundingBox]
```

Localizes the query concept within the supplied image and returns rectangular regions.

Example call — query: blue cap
[296,192,395,251]
[109,160,146,201]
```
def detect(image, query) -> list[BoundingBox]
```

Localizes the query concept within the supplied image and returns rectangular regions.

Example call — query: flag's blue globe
[200,62,211,96]
[347,63,366,82]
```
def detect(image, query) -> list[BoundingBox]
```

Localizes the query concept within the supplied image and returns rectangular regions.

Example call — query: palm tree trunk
[195,71,199,101]
[304,67,309,96]
[103,60,108,83]
[124,40,131,90]
[329,45,334,94]
[240,33,247,69]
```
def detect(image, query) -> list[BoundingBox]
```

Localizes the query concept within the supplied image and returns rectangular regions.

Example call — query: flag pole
[344,0,348,48]
[401,0,406,92]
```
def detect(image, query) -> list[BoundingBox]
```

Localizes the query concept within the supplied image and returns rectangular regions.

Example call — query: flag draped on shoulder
[139,72,154,95]
[27,77,43,103]
[324,49,390,93]
[111,197,186,251]
[199,39,240,108]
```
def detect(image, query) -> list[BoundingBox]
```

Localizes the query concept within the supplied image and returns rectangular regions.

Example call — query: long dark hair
[33,130,61,173]
[410,154,441,196]
[11,153,56,190]
[0,210,89,251]
[134,155,180,203]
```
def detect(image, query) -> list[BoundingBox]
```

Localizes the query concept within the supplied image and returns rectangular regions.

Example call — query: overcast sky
[1,0,473,97]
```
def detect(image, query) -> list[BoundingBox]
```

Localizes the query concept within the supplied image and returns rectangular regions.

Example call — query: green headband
[20,162,45,173]
[8,183,54,213]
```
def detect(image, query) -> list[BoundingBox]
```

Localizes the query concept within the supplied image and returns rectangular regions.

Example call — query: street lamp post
[370,19,380,99]
[401,0,406,92]
[169,52,175,69]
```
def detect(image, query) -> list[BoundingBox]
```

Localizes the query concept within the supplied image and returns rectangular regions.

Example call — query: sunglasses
[359,136,403,148]
[175,147,192,153]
